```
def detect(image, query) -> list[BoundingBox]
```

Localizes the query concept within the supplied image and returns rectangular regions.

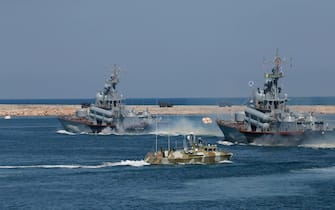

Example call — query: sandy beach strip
[0,104,335,117]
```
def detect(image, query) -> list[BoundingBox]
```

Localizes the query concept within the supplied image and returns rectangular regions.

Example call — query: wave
[56,116,223,137]
[299,143,335,149]
[219,160,233,164]
[301,166,335,173]
[56,129,134,136]
[56,129,157,136]
[0,160,149,169]
[300,135,335,149]
[56,130,77,135]
[291,166,335,174]
[217,140,235,146]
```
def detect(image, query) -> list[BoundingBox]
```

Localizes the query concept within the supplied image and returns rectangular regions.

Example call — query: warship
[216,49,333,145]
[144,133,233,165]
[58,65,155,134]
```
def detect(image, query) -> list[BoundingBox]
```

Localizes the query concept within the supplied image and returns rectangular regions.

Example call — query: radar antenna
[110,64,121,90]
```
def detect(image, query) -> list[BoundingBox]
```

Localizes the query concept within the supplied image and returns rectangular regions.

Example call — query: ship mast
[264,49,284,100]
[253,49,288,112]
[105,64,120,92]
[95,64,123,110]
[111,64,120,90]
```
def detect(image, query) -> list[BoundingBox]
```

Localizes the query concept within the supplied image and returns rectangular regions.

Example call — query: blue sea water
[0,115,335,209]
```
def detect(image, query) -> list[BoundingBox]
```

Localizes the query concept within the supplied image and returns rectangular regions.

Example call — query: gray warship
[58,65,155,134]
[216,50,334,145]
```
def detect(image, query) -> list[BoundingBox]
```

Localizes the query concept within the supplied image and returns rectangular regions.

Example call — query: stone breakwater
[1,105,335,117]
[0,105,80,117]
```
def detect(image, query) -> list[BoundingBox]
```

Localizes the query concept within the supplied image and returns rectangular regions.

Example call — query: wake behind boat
[144,133,233,165]
[216,49,334,145]
[58,65,156,134]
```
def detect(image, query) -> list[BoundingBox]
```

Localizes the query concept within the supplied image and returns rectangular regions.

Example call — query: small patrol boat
[58,64,156,134]
[144,133,233,165]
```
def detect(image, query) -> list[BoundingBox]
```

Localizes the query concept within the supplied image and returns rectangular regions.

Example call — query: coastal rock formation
[0,105,80,117]
[0,105,335,117]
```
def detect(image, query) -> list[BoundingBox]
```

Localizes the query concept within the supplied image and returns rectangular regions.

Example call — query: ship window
[274,101,278,109]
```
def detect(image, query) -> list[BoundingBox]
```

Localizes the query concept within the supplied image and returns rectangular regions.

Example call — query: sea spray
[217,140,235,146]
[57,115,223,137]
[299,135,335,149]
[57,130,76,135]
[0,160,150,169]
[156,116,223,137]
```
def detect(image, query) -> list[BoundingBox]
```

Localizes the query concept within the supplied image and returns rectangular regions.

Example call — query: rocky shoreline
[0,104,335,117]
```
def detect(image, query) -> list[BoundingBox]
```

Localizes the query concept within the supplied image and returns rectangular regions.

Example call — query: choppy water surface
[0,116,335,209]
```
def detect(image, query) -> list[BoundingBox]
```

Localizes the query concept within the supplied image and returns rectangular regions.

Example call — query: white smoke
[154,116,223,137]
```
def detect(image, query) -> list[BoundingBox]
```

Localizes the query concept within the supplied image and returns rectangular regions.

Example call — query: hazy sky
[0,0,334,99]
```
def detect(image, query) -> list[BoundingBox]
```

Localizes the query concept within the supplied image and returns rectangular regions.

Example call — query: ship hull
[216,120,247,143]
[241,130,335,146]
[58,117,117,133]
[217,122,335,146]
[58,116,152,134]
[145,151,232,165]
[239,130,304,145]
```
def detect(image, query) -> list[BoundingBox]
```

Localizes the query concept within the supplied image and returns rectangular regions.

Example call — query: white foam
[56,130,76,135]
[217,140,235,146]
[0,160,149,169]
[4,115,11,120]
[300,136,335,149]
[112,160,150,167]
[219,160,233,164]
[294,166,335,174]
[299,143,335,149]
[97,127,115,135]
[80,132,90,135]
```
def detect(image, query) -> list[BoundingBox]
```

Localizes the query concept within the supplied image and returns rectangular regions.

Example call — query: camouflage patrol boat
[144,134,233,165]
[58,65,155,134]
[216,49,334,145]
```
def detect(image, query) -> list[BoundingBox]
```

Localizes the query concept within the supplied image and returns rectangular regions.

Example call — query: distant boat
[159,102,173,107]
[144,133,233,165]
[4,115,11,120]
